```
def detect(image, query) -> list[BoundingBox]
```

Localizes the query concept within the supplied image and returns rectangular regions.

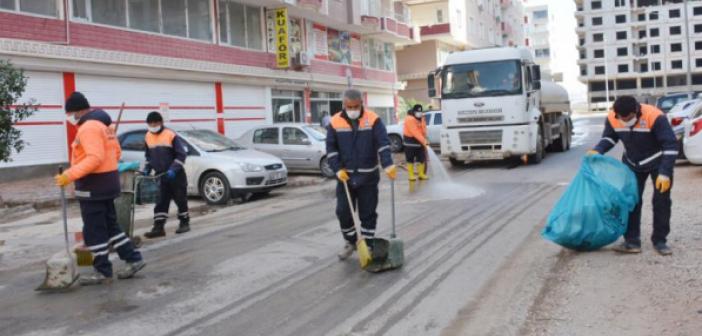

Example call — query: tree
[0,60,37,162]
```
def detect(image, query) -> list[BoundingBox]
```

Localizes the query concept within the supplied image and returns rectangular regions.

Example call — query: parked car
[667,99,702,159]
[236,124,334,178]
[656,92,700,113]
[118,129,288,205]
[386,111,443,152]
[683,106,702,165]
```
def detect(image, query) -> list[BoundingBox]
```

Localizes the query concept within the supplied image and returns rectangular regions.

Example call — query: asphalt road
[0,116,606,336]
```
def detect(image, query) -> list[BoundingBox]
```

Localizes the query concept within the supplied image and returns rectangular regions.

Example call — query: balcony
[360,15,418,44]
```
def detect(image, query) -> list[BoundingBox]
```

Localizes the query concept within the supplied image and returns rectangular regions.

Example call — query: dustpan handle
[342,181,362,239]
[390,179,396,238]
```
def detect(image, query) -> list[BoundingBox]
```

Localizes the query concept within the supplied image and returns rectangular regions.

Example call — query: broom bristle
[357,239,372,269]
[75,250,93,267]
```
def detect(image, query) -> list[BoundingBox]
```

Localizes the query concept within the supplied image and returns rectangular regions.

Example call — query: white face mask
[66,114,79,126]
[346,109,361,120]
[621,117,638,128]
[415,112,424,119]
[148,125,163,133]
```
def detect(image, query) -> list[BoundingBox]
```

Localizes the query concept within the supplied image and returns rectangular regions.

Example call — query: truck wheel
[552,124,569,152]
[389,135,403,153]
[529,127,545,164]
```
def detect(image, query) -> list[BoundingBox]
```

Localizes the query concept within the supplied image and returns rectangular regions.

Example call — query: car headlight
[240,163,264,172]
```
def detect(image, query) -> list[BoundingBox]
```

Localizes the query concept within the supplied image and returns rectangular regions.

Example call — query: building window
[615,0,625,7]
[533,9,548,20]
[593,33,604,42]
[592,17,603,26]
[616,31,627,40]
[695,7,702,16]
[640,63,649,73]
[0,0,59,17]
[638,13,646,22]
[618,64,629,73]
[639,45,647,56]
[697,41,702,50]
[436,9,443,23]
[671,43,682,52]
[696,24,702,34]
[617,47,628,56]
[649,11,659,20]
[651,44,661,54]
[639,30,647,39]
[615,15,626,24]
[667,75,687,86]
[650,28,660,37]
[671,60,683,69]
[220,2,262,49]
[670,26,682,35]
[595,66,605,75]
[580,65,587,76]
[594,49,604,58]
[310,92,342,124]
[363,39,395,71]
[72,0,213,41]
[669,9,681,18]
[591,1,602,10]
[697,58,702,67]
[535,48,550,58]
[652,62,661,71]
[272,90,305,123]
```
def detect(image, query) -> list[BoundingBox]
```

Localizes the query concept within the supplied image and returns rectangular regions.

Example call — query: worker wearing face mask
[403,104,429,181]
[55,92,145,285]
[589,96,678,255]
[326,89,397,260]
[141,111,190,238]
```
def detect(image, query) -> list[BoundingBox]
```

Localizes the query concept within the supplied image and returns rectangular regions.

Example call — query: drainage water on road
[415,150,483,201]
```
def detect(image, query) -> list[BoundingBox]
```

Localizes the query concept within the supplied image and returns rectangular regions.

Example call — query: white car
[119,129,288,205]
[386,111,443,152]
[236,124,334,178]
[668,99,702,159]
[683,107,702,165]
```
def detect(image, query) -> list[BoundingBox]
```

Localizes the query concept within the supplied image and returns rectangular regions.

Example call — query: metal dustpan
[365,180,404,273]
[37,168,79,292]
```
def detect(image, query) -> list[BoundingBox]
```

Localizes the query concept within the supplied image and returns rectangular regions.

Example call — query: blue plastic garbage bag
[118,161,140,173]
[542,154,639,251]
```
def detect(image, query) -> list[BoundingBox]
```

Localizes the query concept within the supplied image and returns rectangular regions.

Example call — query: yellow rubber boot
[418,163,429,180]
[407,164,417,181]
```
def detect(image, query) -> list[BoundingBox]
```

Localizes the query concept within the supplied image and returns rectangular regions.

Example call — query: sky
[524,0,588,104]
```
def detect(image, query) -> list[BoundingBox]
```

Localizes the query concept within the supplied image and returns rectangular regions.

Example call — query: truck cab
[428,47,571,166]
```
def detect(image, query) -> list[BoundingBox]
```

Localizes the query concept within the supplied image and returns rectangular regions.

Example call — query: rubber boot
[175,219,190,234]
[418,163,429,180]
[407,164,417,181]
[144,221,166,239]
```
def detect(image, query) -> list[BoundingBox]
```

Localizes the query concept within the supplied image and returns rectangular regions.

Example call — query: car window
[283,127,310,145]
[253,128,280,144]
[120,132,147,151]
[302,125,327,141]
[433,113,442,125]
[694,106,702,119]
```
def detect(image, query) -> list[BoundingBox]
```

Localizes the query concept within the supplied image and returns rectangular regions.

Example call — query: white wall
[221,84,269,139]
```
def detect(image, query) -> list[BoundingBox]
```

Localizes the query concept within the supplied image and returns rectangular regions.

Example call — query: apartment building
[576,0,702,105]
[0,0,417,169]
[396,0,523,104]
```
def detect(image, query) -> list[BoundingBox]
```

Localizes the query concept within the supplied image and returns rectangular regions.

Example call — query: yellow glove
[54,173,71,187]
[336,169,350,182]
[586,150,599,156]
[655,175,671,193]
[385,165,397,180]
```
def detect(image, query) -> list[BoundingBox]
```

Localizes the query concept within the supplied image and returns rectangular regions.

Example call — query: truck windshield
[441,60,522,99]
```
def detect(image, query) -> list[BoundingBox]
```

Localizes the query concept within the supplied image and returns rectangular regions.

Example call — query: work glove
[655,175,671,193]
[385,165,397,180]
[166,169,177,180]
[54,173,71,187]
[336,169,350,183]
[586,150,599,156]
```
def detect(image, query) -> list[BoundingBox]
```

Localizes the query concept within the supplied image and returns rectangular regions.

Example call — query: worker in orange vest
[55,92,145,285]
[403,104,429,181]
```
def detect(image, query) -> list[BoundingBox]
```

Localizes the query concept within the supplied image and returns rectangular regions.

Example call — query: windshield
[302,125,327,141]
[441,60,522,99]
[180,130,244,152]
[657,95,690,113]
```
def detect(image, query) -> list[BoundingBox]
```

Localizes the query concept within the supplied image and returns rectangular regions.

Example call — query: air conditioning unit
[292,52,311,68]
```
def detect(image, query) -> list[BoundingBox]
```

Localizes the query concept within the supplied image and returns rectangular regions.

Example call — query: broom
[343,181,372,269]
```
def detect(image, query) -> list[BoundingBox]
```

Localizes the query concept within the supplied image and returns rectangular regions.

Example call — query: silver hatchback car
[118,129,288,205]
[236,124,334,178]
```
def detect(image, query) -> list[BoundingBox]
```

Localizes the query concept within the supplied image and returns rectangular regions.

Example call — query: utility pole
[604,33,611,107]
[683,0,693,92]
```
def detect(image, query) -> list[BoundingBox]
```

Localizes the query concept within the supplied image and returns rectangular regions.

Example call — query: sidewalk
[523,163,702,336]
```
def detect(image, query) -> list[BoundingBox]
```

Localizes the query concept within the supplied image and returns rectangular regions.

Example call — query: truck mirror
[532,65,542,81]
[533,80,541,90]
[427,73,437,98]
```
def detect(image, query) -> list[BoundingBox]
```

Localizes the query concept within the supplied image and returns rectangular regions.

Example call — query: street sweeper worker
[403,104,429,181]
[326,88,397,260]
[54,92,145,285]
[141,111,190,238]
[588,95,677,255]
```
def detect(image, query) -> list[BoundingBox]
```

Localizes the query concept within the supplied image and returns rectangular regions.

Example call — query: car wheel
[389,134,403,153]
[320,156,335,178]
[199,171,231,205]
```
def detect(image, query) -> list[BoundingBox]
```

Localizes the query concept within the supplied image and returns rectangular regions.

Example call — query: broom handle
[59,167,76,274]
[342,181,362,239]
[113,102,126,134]
[390,179,396,239]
